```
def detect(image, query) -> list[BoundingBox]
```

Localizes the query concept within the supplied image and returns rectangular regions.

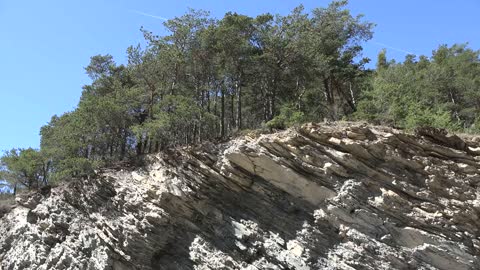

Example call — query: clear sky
[0,0,478,151]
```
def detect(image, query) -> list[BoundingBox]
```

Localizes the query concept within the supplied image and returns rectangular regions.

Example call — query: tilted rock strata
[1,123,479,269]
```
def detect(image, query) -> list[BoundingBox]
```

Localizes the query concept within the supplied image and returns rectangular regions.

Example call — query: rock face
[1,123,480,270]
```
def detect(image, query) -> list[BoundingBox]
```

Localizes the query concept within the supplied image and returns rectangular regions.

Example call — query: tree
[0,148,49,194]
[305,0,374,120]
[376,49,388,70]
[9,3,422,189]
[356,43,480,131]
[40,111,101,182]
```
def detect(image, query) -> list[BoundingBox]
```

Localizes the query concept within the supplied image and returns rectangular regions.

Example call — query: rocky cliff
[1,123,480,270]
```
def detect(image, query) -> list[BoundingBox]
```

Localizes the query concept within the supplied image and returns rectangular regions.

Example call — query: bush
[266,104,305,130]
[403,105,459,131]
[50,158,101,182]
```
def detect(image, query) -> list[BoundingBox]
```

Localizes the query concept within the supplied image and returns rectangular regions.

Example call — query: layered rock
[1,123,479,269]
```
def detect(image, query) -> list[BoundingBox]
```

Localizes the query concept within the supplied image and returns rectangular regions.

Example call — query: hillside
[1,123,480,270]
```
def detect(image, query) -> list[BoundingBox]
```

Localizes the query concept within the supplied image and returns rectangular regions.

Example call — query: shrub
[266,104,305,130]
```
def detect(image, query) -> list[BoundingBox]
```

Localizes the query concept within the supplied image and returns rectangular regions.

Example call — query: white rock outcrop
[1,123,479,269]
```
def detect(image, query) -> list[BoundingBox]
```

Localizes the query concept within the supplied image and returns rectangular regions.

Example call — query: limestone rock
[1,122,479,270]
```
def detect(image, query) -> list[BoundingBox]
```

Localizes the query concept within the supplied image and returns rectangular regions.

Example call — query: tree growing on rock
[0,148,50,194]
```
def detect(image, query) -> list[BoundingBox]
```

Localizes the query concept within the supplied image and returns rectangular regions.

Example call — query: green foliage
[0,148,49,191]
[376,49,388,70]
[48,158,100,182]
[356,44,480,131]
[404,105,459,130]
[266,104,305,129]
[6,2,480,191]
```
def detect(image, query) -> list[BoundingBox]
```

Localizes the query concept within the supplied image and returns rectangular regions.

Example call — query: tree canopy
[356,44,480,130]
[1,1,479,192]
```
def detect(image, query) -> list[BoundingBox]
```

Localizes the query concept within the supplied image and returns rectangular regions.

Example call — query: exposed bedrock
[1,123,479,269]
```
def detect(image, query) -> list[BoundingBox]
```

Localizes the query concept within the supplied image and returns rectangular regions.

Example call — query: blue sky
[0,0,478,151]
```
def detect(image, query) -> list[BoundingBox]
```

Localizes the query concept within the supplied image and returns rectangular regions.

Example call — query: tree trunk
[236,82,242,129]
[136,135,143,156]
[154,140,159,152]
[42,161,50,186]
[231,91,235,130]
[193,122,197,144]
[207,88,211,113]
[148,138,153,153]
[120,128,127,160]
[214,88,218,116]
[109,139,114,158]
[221,87,225,138]
[261,83,268,122]
[271,88,276,120]
[323,77,337,120]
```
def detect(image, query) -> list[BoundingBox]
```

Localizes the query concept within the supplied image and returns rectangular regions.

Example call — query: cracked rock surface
[1,123,480,269]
